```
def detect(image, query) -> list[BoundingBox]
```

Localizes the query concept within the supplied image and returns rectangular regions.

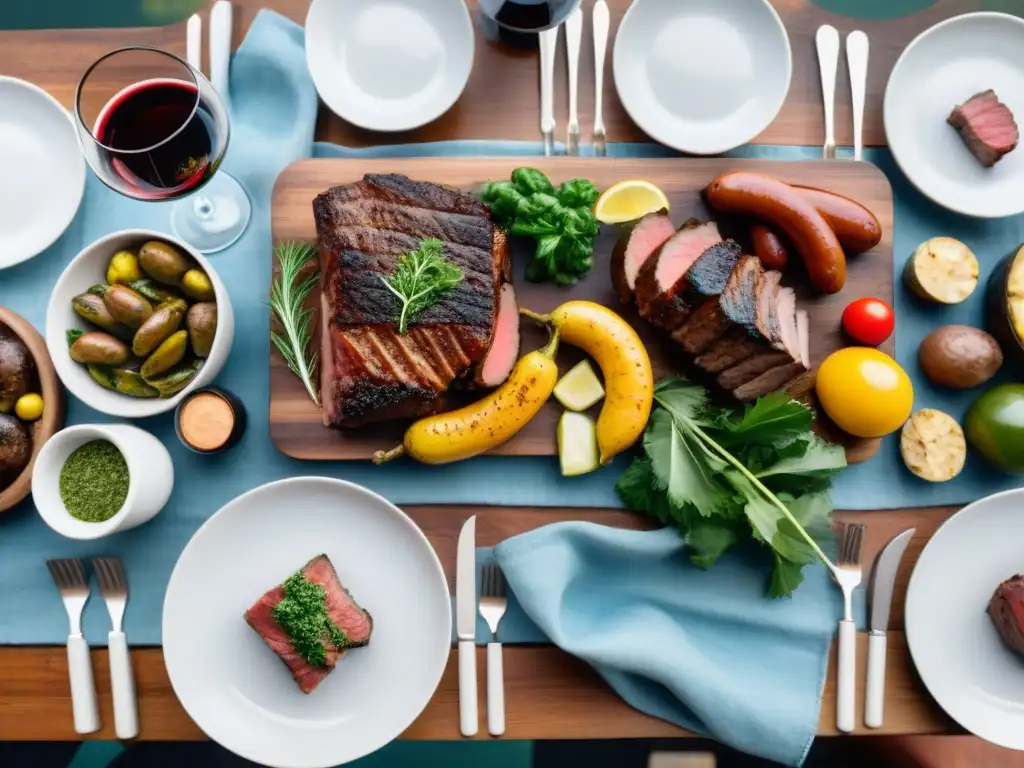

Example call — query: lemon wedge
[593,179,670,225]
[553,360,605,411]
[557,412,600,477]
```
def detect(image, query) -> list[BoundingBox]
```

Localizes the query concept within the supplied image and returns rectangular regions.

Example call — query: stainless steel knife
[865,527,915,728]
[456,515,478,736]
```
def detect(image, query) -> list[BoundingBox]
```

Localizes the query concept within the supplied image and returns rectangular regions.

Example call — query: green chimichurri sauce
[272,573,347,667]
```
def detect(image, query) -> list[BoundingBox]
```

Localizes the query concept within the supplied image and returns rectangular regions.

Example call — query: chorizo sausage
[750,224,789,270]
[705,172,846,294]
[792,185,883,254]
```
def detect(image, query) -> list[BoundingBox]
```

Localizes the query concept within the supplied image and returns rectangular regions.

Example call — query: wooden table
[0,0,978,743]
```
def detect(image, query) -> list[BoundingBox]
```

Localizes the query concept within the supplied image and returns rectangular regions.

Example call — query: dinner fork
[94,557,138,740]
[480,563,509,737]
[565,7,583,155]
[47,558,100,734]
[593,0,610,156]
[816,25,840,160]
[835,523,865,733]
[539,26,559,156]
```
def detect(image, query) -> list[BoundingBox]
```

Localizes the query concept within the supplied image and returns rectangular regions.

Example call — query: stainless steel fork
[835,523,865,733]
[480,563,509,737]
[94,557,138,739]
[47,558,100,734]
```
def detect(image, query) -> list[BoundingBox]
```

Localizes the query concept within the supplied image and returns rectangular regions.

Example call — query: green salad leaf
[616,378,846,597]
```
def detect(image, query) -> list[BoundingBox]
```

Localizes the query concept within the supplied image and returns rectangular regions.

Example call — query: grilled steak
[720,255,764,336]
[717,352,793,390]
[948,90,1019,167]
[694,327,765,373]
[245,554,373,694]
[475,283,520,387]
[989,574,1024,656]
[733,362,808,403]
[610,213,676,303]
[315,174,510,428]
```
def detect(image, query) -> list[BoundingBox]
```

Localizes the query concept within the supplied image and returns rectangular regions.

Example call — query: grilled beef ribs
[245,554,373,694]
[949,90,1019,167]
[610,213,676,303]
[314,174,511,428]
[988,574,1024,656]
[634,220,724,330]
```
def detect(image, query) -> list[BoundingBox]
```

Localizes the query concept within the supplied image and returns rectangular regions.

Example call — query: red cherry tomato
[842,297,895,346]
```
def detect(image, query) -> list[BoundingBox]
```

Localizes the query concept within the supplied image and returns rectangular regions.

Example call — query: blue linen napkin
[494,523,843,768]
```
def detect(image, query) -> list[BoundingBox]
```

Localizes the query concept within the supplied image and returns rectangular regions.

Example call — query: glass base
[170,172,251,254]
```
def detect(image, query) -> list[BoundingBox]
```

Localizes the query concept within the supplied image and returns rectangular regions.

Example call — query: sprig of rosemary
[380,238,464,334]
[271,242,320,406]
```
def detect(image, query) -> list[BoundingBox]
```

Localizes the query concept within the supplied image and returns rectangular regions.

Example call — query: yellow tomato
[816,348,913,438]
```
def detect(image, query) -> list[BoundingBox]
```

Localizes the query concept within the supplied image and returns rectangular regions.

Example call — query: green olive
[181,269,215,301]
[186,302,217,358]
[71,332,130,365]
[132,306,184,357]
[71,293,134,340]
[145,359,201,398]
[139,241,191,285]
[106,250,143,285]
[87,365,159,398]
[128,279,184,306]
[102,285,154,330]
[141,330,188,379]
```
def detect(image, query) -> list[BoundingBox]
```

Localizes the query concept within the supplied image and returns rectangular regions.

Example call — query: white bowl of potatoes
[46,230,234,418]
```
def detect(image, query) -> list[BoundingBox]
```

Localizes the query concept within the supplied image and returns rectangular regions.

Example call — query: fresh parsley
[381,238,464,334]
[616,378,846,597]
[480,168,601,286]
[271,242,320,406]
[272,572,347,667]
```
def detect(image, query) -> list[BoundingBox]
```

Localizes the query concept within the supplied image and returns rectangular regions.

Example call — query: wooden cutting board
[270,158,894,462]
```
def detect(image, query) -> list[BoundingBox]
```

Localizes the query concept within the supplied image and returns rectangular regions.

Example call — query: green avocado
[965,383,1024,474]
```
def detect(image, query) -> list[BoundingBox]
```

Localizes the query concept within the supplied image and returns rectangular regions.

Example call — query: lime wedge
[557,411,600,477]
[553,360,605,412]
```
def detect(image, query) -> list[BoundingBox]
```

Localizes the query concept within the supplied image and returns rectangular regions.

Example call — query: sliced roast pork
[475,283,520,387]
[245,554,373,694]
[314,174,511,428]
[948,90,1019,167]
[634,220,724,331]
[610,213,676,303]
[989,574,1024,656]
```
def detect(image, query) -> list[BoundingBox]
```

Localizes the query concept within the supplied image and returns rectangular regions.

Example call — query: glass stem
[193,194,215,219]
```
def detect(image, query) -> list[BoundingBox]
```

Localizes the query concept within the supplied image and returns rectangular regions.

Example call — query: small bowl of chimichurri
[31,423,173,539]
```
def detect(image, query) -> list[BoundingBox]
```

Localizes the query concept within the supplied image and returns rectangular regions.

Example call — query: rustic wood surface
[0,504,956,741]
[270,156,893,461]
[0,0,991,745]
[0,307,66,513]
[0,0,989,150]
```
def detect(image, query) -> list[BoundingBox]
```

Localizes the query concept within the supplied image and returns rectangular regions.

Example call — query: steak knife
[865,527,915,728]
[456,515,479,737]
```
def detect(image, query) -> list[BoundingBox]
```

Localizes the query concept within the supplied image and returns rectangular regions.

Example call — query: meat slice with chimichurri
[245,554,373,693]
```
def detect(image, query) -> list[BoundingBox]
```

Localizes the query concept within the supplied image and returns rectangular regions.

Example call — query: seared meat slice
[733,362,808,403]
[948,90,1019,167]
[610,213,676,303]
[635,220,723,331]
[796,310,810,368]
[694,327,765,373]
[314,175,511,428]
[671,298,733,355]
[754,270,783,346]
[720,255,765,337]
[717,352,793,390]
[475,283,520,387]
[245,554,373,694]
[989,574,1024,656]
[772,287,802,363]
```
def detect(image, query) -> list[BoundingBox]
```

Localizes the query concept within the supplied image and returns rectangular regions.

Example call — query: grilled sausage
[750,224,789,270]
[792,185,883,254]
[705,172,846,294]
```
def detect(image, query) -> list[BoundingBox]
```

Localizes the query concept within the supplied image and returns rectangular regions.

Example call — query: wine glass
[74,47,251,254]
[478,0,582,32]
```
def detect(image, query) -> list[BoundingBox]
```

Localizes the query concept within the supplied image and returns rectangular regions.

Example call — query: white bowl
[305,0,475,132]
[46,229,234,418]
[613,0,792,155]
[32,424,174,540]
[884,12,1024,218]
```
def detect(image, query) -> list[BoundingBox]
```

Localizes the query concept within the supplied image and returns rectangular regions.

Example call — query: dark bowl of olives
[46,230,234,418]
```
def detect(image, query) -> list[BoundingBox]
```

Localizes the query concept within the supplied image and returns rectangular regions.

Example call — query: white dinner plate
[885,13,1024,218]
[163,478,451,768]
[613,0,791,155]
[906,488,1024,751]
[0,77,85,270]
[304,0,474,132]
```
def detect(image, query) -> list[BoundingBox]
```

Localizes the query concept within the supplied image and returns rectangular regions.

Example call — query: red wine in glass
[75,47,249,254]
[94,79,217,199]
